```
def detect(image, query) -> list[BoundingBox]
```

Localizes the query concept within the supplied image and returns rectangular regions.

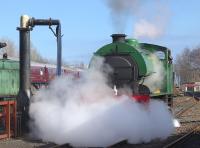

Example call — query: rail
[163,124,200,148]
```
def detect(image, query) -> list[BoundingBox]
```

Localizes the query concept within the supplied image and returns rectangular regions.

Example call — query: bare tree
[0,39,48,63]
[175,47,200,84]
[30,42,48,63]
[190,47,200,69]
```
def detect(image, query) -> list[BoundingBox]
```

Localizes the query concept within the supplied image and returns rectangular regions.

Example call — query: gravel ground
[173,96,197,116]
[0,138,47,148]
[0,96,200,148]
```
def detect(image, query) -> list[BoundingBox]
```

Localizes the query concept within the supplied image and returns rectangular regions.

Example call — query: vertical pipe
[17,15,31,109]
[17,15,31,134]
[56,24,62,76]
[19,28,31,99]
[17,28,31,133]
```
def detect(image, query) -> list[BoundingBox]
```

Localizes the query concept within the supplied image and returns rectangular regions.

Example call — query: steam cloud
[133,19,164,39]
[105,0,170,39]
[143,54,165,92]
[133,3,170,40]
[29,57,174,147]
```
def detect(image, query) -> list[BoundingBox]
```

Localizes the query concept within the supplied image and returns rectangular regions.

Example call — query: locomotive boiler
[90,34,173,106]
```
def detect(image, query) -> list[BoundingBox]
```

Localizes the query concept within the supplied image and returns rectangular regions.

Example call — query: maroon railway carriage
[31,66,49,89]
[30,63,80,90]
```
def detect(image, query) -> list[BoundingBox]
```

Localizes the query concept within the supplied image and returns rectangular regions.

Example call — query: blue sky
[1,0,200,64]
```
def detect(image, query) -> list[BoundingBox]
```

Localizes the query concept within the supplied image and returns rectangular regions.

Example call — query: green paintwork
[95,42,152,76]
[0,59,19,97]
[94,40,158,77]
[93,38,173,97]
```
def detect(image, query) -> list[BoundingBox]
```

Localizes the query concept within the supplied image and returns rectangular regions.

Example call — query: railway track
[163,124,200,148]
[37,143,72,148]
[47,141,129,148]
[108,121,200,148]
[50,144,72,148]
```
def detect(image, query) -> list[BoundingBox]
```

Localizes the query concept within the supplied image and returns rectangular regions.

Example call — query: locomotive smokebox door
[104,55,139,93]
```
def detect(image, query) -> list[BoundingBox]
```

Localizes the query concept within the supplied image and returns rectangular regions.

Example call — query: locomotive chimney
[111,34,126,43]
[0,42,7,48]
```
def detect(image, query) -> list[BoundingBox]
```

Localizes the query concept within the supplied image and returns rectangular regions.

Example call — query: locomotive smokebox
[111,34,126,43]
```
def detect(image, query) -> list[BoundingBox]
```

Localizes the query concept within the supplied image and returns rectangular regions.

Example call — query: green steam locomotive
[91,34,173,106]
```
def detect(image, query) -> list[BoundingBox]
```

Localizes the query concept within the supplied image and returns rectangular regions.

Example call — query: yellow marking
[154,89,160,94]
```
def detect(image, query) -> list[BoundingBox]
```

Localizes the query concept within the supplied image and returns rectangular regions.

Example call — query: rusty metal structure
[0,101,17,139]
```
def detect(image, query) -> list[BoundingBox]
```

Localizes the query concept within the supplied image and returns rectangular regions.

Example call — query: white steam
[173,119,181,128]
[143,54,165,93]
[133,19,163,39]
[29,57,174,147]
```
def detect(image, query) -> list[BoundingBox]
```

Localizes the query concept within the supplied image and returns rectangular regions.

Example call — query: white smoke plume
[143,54,165,93]
[29,56,174,147]
[105,0,140,33]
[105,0,170,39]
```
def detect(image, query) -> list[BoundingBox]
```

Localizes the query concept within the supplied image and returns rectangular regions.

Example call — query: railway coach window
[155,51,165,60]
